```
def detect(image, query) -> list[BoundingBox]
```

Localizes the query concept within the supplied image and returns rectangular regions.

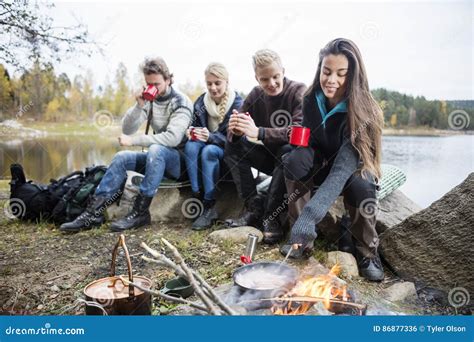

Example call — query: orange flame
[272,264,350,315]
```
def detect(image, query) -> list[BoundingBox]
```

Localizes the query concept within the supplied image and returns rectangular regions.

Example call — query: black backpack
[8,164,107,224]
[50,165,107,224]
[8,164,54,221]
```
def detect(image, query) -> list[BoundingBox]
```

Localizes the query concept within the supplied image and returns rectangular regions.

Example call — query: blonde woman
[184,62,243,230]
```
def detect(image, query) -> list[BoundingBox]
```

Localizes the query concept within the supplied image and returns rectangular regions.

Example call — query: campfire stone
[297,257,330,278]
[326,251,359,279]
[209,226,263,244]
[380,173,474,296]
[382,282,418,302]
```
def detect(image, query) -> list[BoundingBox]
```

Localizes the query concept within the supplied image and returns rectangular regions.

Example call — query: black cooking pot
[232,262,299,308]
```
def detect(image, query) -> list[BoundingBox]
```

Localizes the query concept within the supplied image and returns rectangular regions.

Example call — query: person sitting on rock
[60,57,193,233]
[224,49,306,244]
[280,38,385,282]
[183,62,243,230]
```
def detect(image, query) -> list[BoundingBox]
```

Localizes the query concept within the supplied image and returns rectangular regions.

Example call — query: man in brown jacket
[225,49,306,244]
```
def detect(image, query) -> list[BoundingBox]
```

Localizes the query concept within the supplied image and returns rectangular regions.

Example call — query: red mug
[289,125,310,147]
[142,85,158,101]
[190,127,198,141]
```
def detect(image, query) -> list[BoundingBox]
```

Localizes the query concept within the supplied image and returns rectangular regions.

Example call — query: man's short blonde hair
[252,49,283,71]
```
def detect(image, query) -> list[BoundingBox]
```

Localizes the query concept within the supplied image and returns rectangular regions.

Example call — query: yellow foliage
[390,114,397,127]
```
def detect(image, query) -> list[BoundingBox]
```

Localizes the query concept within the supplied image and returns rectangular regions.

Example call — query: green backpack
[50,165,108,224]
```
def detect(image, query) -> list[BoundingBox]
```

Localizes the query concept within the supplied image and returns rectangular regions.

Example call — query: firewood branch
[118,276,208,313]
[140,240,237,316]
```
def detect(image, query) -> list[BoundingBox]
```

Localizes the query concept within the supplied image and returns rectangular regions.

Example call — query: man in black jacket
[225,49,306,244]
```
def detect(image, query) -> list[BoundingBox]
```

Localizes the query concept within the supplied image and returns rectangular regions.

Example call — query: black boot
[110,193,152,232]
[60,196,108,233]
[357,252,384,282]
[262,166,286,244]
[338,214,355,255]
[224,195,264,228]
[262,218,284,244]
[192,200,218,231]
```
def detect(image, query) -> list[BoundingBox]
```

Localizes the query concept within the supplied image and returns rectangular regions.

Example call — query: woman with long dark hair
[281,38,385,281]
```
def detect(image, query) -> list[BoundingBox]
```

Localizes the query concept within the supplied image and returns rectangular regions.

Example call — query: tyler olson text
[428,325,466,333]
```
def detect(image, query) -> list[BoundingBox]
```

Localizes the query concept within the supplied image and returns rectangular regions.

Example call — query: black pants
[224,137,291,214]
[283,146,379,258]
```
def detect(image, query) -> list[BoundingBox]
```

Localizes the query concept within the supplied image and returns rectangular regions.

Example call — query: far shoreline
[0,120,473,138]
[382,128,473,137]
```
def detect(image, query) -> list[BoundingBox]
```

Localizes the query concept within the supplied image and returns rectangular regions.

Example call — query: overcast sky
[43,0,473,100]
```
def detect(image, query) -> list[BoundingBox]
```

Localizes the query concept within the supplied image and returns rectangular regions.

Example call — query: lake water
[1,134,472,208]
[381,135,473,207]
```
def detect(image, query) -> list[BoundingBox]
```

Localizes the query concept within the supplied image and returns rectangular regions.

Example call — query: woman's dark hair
[307,38,384,179]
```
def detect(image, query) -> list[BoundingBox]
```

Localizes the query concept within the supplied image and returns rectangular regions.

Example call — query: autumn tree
[0,0,98,69]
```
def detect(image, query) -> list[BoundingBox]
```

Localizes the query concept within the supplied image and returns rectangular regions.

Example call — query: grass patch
[0,180,9,192]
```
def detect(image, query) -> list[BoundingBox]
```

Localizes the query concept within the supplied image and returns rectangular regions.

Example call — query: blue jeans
[184,141,224,201]
[95,144,182,198]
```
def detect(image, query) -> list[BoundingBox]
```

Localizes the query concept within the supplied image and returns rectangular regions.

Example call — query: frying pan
[232,262,299,305]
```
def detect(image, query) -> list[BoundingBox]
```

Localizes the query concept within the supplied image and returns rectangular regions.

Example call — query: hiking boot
[224,195,264,228]
[110,193,153,232]
[358,253,384,282]
[338,214,355,255]
[262,218,284,244]
[192,201,218,231]
[279,240,314,259]
[60,196,107,233]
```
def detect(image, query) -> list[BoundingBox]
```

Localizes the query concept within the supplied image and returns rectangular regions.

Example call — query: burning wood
[271,264,359,315]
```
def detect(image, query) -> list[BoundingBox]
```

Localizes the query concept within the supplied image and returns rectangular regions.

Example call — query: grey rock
[326,251,359,279]
[298,257,330,278]
[380,173,474,296]
[376,190,422,234]
[382,282,417,302]
[107,181,243,223]
[209,226,263,244]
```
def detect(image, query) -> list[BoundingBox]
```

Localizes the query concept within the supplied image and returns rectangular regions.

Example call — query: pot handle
[110,234,134,298]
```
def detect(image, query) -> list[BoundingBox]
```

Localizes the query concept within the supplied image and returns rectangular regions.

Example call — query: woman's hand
[194,127,209,142]
[118,134,133,146]
[186,127,193,140]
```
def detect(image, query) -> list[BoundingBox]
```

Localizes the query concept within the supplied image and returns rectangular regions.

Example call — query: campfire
[271,264,365,315]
